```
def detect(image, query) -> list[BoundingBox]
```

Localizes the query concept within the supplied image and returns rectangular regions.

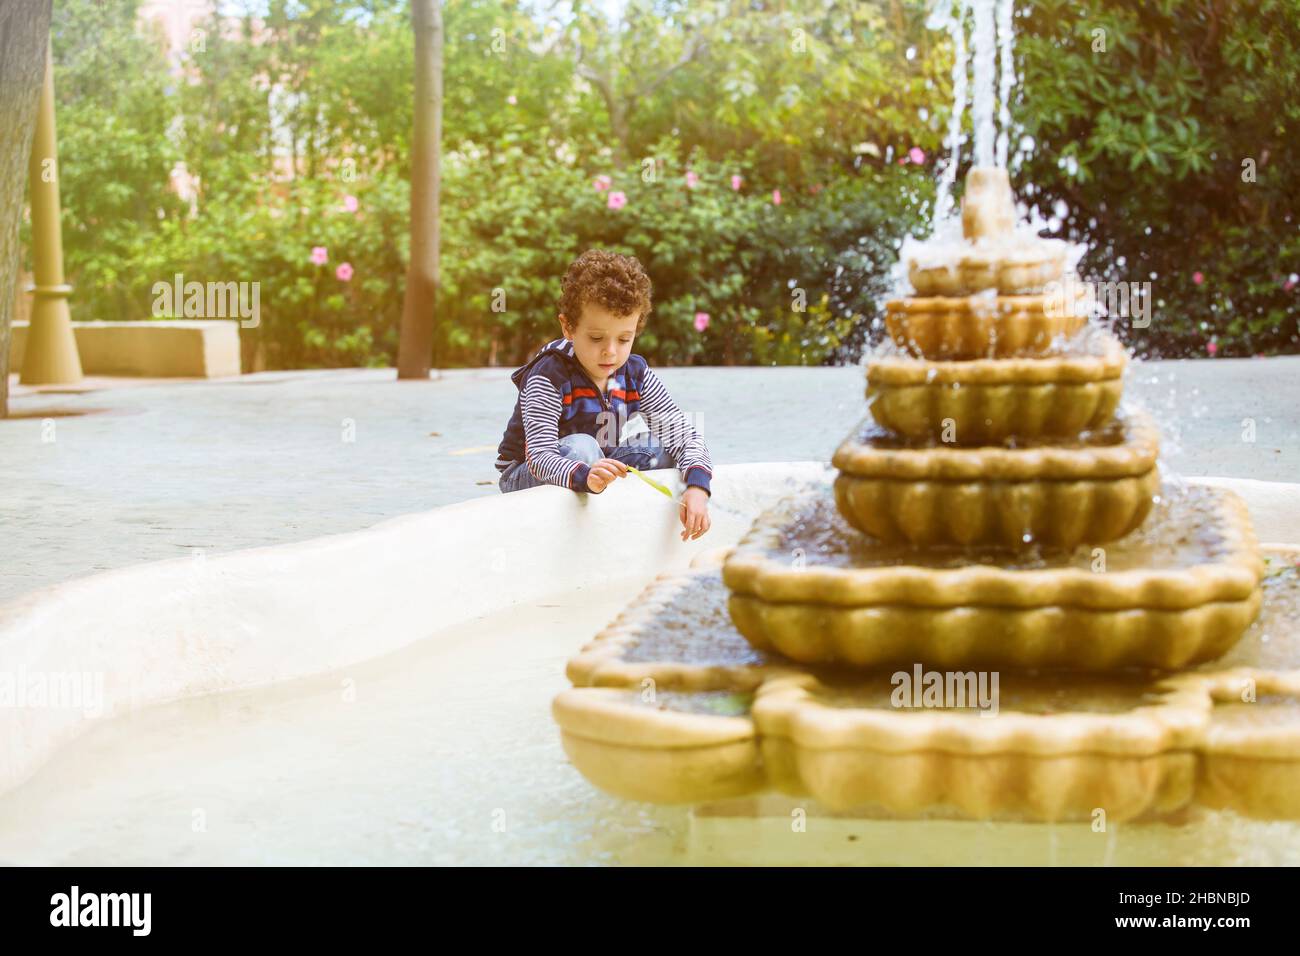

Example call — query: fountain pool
[1,464,1298,865]
[0,578,685,865]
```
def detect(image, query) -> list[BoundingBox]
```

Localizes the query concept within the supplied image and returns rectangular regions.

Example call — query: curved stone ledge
[0,461,829,798]
[831,410,1162,548]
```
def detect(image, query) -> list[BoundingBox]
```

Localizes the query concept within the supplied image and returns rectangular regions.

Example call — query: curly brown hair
[558,249,653,333]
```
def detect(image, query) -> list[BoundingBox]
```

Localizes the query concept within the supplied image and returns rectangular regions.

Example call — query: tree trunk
[0,0,52,418]
[397,0,443,379]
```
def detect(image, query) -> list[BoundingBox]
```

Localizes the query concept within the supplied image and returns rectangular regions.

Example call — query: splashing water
[971,0,996,167]
[927,0,969,224]
[995,0,1016,167]
[926,0,1021,227]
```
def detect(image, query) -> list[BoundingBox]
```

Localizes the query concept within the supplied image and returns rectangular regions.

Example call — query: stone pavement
[3,356,1299,604]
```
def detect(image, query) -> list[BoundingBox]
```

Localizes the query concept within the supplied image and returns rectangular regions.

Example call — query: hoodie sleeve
[638,368,713,496]
[520,374,591,492]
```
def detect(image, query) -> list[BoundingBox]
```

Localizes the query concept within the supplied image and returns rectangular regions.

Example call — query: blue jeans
[498,432,676,493]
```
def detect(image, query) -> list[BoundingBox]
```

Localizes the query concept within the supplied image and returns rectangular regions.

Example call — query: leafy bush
[1016,0,1300,356]
[440,137,929,367]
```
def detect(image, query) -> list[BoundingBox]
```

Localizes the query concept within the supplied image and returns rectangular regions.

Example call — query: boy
[495,250,712,542]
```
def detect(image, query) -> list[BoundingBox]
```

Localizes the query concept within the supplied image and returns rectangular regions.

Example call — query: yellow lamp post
[21,38,82,386]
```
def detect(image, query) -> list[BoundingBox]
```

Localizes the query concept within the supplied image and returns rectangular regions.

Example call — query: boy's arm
[638,368,712,497]
[521,375,591,491]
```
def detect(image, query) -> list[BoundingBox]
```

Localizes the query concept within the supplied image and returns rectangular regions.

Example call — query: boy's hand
[585,458,629,493]
[679,486,711,541]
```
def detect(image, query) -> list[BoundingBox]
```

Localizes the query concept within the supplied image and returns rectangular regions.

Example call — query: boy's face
[561,302,640,385]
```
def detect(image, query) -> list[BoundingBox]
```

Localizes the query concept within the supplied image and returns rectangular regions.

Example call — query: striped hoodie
[495,338,713,495]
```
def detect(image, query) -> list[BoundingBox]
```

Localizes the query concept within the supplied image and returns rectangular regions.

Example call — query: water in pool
[0,579,687,865]
[3,572,1299,865]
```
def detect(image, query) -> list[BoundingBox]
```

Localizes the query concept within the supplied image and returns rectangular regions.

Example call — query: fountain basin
[723,484,1264,669]
[553,538,1300,822]
[866,331,1126,443]
[752,672,1206,823]
[552,687,762,804]
[903,166,1073,297]
[832,411,1160,548]
[884,291,1087,359]
[1196,636,1300,819]
[906,240,1070,298]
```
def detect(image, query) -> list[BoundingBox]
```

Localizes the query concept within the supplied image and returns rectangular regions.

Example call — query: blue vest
[495,338,650,472]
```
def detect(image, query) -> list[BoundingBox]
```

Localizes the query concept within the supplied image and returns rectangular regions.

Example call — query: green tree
[1016,0,1300,355]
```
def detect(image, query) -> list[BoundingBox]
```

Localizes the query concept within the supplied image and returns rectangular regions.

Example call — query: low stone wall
[9,319,241,378]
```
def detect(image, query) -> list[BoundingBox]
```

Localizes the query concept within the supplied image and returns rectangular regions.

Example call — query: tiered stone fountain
[553,167,1300,825]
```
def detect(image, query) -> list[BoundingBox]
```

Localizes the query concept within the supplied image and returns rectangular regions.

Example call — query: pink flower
[694,312,710,332]
[1193,271,1205,285]
[772,189,782,205]
[342,194,359,213]
[731,175,742,191]
[1206,340,1218,356]
[685,170,699,189]
[908,147,926,164]
[310,246,328,266]
[1285,279,1296,292]
[336,262,354,282]
[607,190,627,210]
[506,94,517,105]
[593,175,612,192]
